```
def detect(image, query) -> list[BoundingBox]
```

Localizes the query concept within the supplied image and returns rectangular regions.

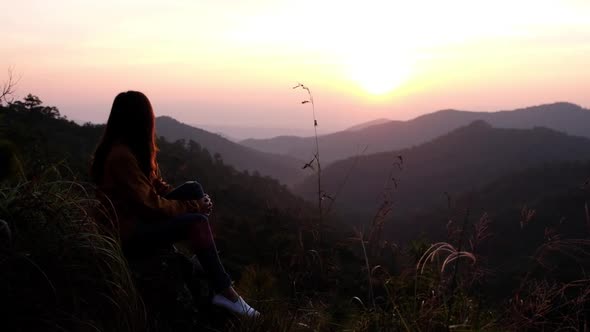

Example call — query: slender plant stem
[446,207,470,327]
[359,229,376,309]
[295,83,323,224]
[308,90,322,224]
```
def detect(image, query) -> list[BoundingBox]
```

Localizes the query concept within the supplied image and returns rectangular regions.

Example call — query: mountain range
[295,120,590,228]
[242,102,590,164]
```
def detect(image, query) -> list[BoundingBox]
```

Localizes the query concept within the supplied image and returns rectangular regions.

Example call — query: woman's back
[97,143,194,239]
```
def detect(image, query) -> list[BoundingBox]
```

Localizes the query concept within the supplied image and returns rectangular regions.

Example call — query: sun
[347,52,412,96]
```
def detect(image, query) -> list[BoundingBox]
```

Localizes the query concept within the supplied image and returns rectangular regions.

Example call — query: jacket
[97,144,199,239]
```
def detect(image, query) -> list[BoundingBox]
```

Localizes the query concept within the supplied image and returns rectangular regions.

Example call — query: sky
[2,0,590,135]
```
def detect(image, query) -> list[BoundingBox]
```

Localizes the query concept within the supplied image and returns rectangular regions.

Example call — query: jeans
[123,181,231,293]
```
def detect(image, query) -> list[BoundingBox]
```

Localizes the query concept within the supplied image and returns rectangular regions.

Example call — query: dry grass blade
[417,242,476,274]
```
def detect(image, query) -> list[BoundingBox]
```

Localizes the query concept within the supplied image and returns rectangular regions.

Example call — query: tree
[0,68,18,105]
[23,94,42,110]
[9,94,61,119]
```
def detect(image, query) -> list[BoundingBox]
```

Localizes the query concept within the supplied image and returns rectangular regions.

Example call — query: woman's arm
[152,166,174,196]
[105,146,201,219]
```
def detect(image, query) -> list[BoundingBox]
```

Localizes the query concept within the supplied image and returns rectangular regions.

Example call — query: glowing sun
[346,51,412,96]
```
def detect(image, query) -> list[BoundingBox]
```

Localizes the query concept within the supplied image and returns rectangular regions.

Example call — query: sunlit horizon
[2,0,589,133]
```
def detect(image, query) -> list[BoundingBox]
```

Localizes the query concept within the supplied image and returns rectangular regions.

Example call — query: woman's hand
[198,194,214,215]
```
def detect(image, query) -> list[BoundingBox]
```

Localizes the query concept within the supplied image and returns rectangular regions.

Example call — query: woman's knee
[186,214,215,249]
[184,181,205,199]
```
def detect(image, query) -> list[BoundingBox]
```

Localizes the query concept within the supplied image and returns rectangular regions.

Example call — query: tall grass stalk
[357,228,376,309]
[445,207,471,326]
[325,145,368,216]
[294,83,322,224]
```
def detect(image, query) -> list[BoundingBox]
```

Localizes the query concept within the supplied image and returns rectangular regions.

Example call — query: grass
[0,165,145,332]
[3,164,590,331]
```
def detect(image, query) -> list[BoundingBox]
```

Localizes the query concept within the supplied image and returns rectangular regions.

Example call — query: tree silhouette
[9,94,61,118]
[0,68,18,105]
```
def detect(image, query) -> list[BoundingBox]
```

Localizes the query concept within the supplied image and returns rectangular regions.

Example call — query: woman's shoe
[211,294,260,318]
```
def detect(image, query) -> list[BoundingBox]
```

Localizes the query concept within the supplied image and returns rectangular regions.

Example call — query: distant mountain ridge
[156,116,305,186]
[345,118,392,131]
[295,120,590,223]
[194,123,316,141]
[241,102,590,164]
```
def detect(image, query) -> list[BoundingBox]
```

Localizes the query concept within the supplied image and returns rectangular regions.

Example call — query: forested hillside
[297,120,590,224]
[156,116,305,186]
[408,162,590,240]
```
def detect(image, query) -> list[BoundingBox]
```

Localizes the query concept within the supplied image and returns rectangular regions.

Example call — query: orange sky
[2,0,589,133]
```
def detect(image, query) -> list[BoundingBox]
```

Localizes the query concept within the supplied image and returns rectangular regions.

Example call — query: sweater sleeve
[105,147,199,220]
[152,166,174,196]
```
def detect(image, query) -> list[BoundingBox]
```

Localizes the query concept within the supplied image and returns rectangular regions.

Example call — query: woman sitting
[91,91,259,317]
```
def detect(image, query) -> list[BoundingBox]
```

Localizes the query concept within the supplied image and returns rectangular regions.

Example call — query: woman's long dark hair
[91,91,158,183]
